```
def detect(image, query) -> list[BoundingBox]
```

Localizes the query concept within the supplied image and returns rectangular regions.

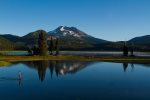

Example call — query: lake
[0,61,150,100]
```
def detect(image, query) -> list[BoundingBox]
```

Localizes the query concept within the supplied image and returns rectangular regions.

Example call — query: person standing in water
[18,71,23,86]
[18,71,23,80]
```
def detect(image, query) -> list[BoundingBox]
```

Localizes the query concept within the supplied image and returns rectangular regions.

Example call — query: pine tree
[33,45,39,55]
[27,47,32,55]
[49,36,53,55]
[55,38,59,56]
[38,30,48,56]
[130,42,134,56]
[123,41,128,56]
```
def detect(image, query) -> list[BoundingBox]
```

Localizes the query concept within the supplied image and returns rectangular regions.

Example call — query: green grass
[0,50,27,52]
[0,55,150,63]
[0,61,11,67]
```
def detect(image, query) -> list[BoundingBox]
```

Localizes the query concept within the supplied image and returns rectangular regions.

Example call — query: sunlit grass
[0,61,11,67]
[0,55,150,63]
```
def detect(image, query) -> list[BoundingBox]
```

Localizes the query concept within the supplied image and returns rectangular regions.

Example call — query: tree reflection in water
[122,63,134,72]
[23,61,137,82]
[24,61,94,82]
[24,61,49,82]
[123,63,128,72]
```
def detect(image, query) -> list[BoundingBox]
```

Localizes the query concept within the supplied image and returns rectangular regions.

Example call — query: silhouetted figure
[18,71,23,80]
[123,63,128,72]
[18,78,23,87]
[18,71,23,86]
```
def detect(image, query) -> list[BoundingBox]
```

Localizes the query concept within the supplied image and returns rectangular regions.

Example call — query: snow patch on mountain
[48,26,90,38]
[60,26,65,31]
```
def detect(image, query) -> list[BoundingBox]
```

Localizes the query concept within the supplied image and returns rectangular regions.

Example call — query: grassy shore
[0,55,150,63]
[0,61,11,66]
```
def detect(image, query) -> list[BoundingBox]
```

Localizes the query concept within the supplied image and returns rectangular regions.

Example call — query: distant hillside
[0,36,15,50]
[0,34,21,43]
[16,26,110,50]
[21,30,49,46]
[0,26,150,51]
[128,35,150,51]
[129,35,150,45]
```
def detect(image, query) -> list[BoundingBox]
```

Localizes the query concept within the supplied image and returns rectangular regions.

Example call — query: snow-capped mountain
[0,26,110,51]
[48,26,92,38]
[48,26,109,48]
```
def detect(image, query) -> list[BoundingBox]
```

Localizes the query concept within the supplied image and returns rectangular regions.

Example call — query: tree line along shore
[0,30,150,66]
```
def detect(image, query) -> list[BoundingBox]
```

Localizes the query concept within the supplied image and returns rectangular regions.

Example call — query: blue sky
[0,0,150,41]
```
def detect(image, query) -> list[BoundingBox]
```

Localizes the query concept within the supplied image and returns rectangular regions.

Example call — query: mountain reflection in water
[1,61,148,83]
[23,61,95,82]
[21,61,149,82]
[1,61,150,100]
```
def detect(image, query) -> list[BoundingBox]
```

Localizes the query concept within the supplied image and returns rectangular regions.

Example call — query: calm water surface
[0,61,150,100]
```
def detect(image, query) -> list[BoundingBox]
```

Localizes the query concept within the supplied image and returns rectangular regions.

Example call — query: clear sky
[0,0,150,41]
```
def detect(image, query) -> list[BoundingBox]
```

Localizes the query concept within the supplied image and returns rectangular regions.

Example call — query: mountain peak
[48,26,89,38]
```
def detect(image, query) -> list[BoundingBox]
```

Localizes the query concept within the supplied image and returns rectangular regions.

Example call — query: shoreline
[0,55,150,63]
